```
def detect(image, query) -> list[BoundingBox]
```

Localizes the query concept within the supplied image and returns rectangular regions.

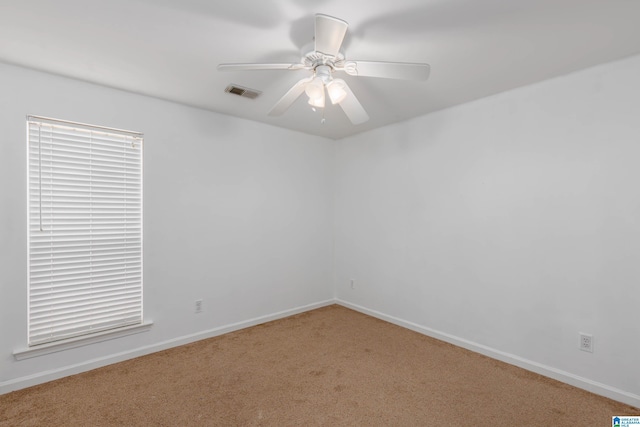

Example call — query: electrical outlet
[579,332,593,352]
[350,279,355,290]
[195,299,203,313]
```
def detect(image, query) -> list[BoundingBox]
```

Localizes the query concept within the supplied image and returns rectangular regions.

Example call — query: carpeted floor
[1,305,637,426]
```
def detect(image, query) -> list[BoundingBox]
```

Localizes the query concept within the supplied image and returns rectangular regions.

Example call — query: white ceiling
[1,0,640,140]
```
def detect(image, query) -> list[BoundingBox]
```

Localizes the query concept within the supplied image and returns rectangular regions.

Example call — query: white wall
[0,62,335,391]
[334,54,640,406]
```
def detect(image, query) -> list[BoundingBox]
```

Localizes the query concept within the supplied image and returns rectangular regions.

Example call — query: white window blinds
[27,116,143,346]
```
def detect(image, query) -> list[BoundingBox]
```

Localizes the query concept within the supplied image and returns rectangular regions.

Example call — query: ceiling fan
[217,14,430,125]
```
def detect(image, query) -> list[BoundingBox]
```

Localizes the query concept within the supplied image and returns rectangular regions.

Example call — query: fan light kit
[305,65,347,110]
[218,14,430,125]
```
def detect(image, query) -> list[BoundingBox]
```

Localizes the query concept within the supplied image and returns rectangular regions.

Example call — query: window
[27,116,143,346]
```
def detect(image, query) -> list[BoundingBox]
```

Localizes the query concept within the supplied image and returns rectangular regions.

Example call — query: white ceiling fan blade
[217,63,305,71]
[314,14,348,58]
[341,61,430,80]
[338,82,369,125]
[268,77,312,116]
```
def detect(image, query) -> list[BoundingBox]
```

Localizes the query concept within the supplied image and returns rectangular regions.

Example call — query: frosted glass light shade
[308,90,325,108]
[306,76,325,108]
[305,77,324,99]
[326,79,347,104]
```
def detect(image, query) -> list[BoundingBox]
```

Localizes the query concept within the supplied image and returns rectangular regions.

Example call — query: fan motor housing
[301,41,345,71]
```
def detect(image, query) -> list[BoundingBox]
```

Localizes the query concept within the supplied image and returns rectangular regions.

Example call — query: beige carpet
[1,305,637,426]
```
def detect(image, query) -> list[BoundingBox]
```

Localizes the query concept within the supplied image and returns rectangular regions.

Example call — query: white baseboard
[336,299,640,409]
[0,299,334,395]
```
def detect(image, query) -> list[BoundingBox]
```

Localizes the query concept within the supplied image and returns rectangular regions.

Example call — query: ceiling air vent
[224,84,261,99]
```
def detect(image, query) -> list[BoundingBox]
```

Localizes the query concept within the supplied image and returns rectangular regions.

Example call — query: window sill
[13,321,154,361]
